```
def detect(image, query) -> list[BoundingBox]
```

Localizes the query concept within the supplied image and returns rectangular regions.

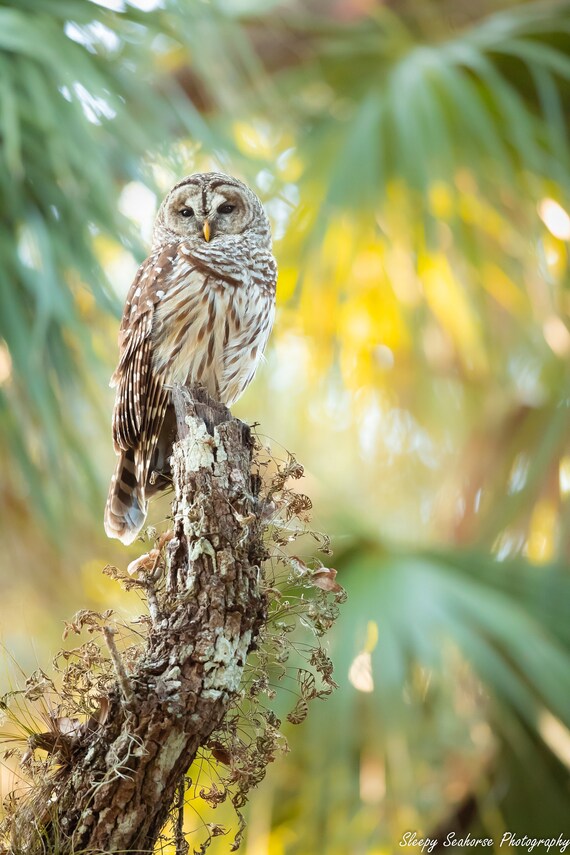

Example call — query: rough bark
[10,386,267,854]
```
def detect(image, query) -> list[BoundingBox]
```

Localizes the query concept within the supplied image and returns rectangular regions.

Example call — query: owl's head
[153,172,271,248]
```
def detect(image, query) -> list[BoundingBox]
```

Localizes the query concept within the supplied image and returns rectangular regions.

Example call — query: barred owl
[104,172,277,545]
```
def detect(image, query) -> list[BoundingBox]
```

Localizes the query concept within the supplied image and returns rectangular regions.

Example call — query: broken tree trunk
[10,386,267,853]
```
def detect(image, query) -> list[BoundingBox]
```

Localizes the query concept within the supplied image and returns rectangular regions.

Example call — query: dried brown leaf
[298,669,317,700]
[24,670,55,701]
[127,549,160,576]
[199,783,227,807]
[311,566,343,593]
[286,698,309,725]
[52,716,82,738]
[208,741,232,766]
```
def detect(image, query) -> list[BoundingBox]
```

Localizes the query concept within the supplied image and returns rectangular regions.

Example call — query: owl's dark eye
[179,207,194,218]
[217,203,235,215]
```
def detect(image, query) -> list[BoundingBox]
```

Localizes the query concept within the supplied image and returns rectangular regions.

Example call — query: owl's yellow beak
[203,220,211,242]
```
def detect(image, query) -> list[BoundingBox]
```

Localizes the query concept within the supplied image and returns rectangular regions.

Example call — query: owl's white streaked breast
[219,289,275,405]
[151,262,273,405]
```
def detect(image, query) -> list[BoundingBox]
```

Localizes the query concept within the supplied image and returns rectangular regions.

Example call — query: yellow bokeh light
[419,252,487,374]
[526,499,558,564]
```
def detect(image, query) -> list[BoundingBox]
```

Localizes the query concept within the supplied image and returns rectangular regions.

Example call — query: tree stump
[10,386,267,853]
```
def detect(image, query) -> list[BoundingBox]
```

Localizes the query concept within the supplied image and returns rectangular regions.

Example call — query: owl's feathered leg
[104,447,147,545]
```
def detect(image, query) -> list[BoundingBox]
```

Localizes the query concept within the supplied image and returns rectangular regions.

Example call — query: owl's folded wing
[110,244,178,455]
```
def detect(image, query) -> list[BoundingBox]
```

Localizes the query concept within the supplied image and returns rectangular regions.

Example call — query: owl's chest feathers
[151,269,270,404]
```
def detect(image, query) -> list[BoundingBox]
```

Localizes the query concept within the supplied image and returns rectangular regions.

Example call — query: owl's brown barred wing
[116,243,179,339]
[134,371,170,488]
[105,246,179,544]
[110,245,178,453]
[112,333,153,451]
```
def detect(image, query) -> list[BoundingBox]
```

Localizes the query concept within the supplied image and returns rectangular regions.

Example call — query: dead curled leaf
[24,670,55,701]
[52,716,83,738]
[86,695,110,730]
[286,698,309,725]
[208,740,232,766]
[289,556,310,577]
[62,609,114,640]
[157,530,175,549]
[207,824,227,838]
[199,783,227,807]
[126,530,174,576]
[310,567,343,593]
[127,549,160,576]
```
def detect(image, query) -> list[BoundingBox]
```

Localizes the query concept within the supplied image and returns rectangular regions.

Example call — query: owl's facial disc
[162,180,254,243]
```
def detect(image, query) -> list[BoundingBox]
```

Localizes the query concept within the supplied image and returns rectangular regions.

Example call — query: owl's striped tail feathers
[104,447,147,545]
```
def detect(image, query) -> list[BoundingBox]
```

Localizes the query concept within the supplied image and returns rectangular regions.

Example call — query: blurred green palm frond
[281,1,570,218]
[250,546,570,853]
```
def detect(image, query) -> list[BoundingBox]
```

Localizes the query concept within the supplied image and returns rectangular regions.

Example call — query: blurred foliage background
[1,0,570,851]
